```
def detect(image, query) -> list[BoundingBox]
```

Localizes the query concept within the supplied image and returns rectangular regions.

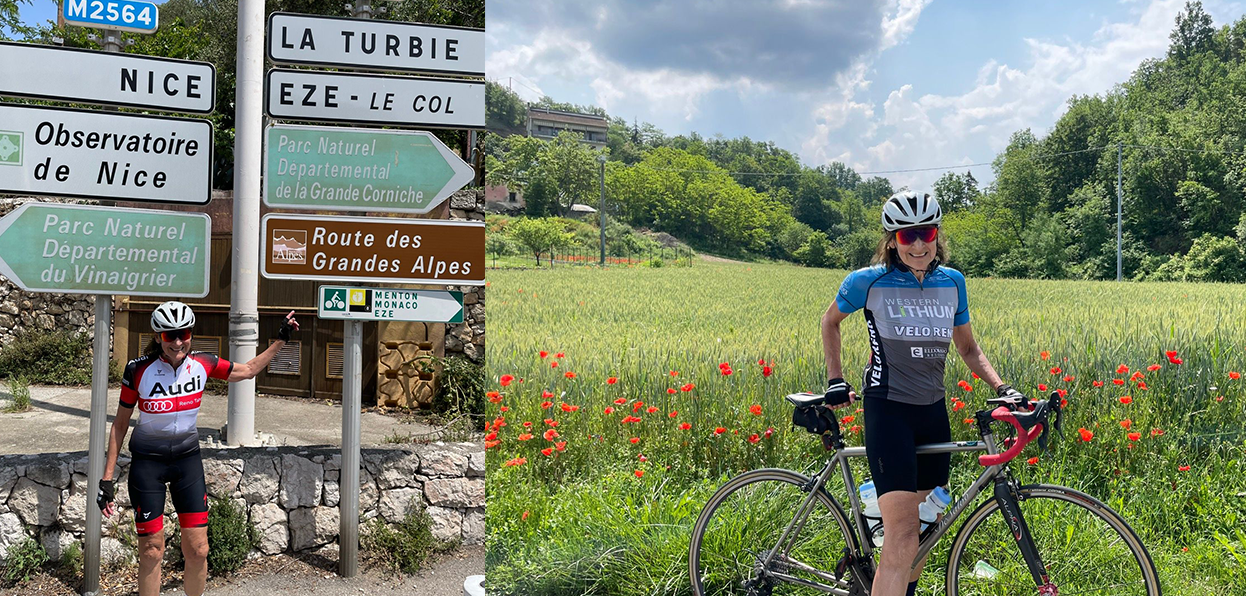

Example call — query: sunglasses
[160,329,193,342]
[896,226,938,245]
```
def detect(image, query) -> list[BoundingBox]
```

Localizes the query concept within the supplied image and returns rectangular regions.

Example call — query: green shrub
[2,537,49,586]
[59,541,83,575]
[3,375,31,413]
[361,503,457,575]
[206,497,256,575]
[433,356,485,430]
[0,329,93,385]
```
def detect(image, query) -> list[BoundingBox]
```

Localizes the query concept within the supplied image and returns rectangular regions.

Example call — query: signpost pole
[227,0,265,446]
[339,320,362,578]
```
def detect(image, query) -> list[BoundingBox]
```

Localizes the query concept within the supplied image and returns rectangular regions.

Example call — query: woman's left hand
[277,310,300,342]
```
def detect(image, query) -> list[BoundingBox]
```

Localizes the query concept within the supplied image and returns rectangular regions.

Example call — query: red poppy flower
[749,404,763,416]
[952,400,966,412]
[1027,457,1039,465]
[504,457,527,467]
[679,422,692,430]
[1216,395,1224,402]
[719,362,730,369]
[1057,388,1067,398]
[1092,380,1104,388]
[1038,384,1048,392]
[1062,375,1074,383]
[539,351,548,359]
[634,470,644,478]
[543,429,559,441]
[963,384,973,392]
[555,441,567,452]
[668,410,678,418]
[1040,351,1050,360]
[1146,364,1161,372]
[972,372,980,379]
[666,388,677,394]
[1078,428,1094,442]
[1130,371,1144,382]
[681,383,696,392]
[1178,465,1190,472]
[963,418,974,424]
[646,406,659,414]
[1112,379,1125,386]
[492,417,507,428]
[721,367,733,376]
[614,397,627,404]
[541,448,554,457]
[487,391,502,403]
[485,440,500,449]
[1168,357,1183,365]
[485,431,498,441]
[551,361,559,368]
[1050,367,1062,375]
[541,400,553,409]
[758,359,766,366]
[841,415,856,424]
[607,377,618,385]
[633,402,644,413]
[638,454,647,462]
[849,425,861,434]
[1116,364,1129,374]
[499,374,515,387]
[555,352,565,358]
[1119,419,1132,430]
[713,427,726,435]
[764,427,774,438]
[1060,398,1068,408]
[1230,371,1241,380]
[762,365,773,377]
[544,419,559,428]
[1136,382,1148,391]
[604,407,615,415]
[629,437,639,444]
[747,433,761,444]
[1165,350,1177,358]
[517,433,533,441]
[670,370,679,377]
[560,402,573,412]
[523,421,533,428]
[1127,432,1141,441]
[564,371,577,379]
[1119,396,1132,405]
[622,415,641,424]
[1151,428,1164,437]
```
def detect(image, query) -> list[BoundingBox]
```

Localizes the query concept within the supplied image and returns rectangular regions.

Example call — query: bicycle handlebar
[978,406,1044,467]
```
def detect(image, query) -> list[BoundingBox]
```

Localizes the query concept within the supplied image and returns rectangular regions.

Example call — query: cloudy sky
[488,0,1245,189]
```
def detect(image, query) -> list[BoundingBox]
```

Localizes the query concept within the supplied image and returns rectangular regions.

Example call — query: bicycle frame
[759,428,1050,593]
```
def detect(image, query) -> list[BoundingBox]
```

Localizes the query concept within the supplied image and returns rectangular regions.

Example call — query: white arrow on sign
[0,42,215,114]
[267,12,484,77]
[264,69,484,130]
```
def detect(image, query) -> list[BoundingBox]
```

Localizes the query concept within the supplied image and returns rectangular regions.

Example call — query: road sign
[318,286,464,322]
[0,203,210,297]
[264,124,474,214]
[0,42,215,114]
[267,12,484,77]
[62,0,158,34]
[0,104,213,204]
[264,69,484,129]
[261,213,484,285]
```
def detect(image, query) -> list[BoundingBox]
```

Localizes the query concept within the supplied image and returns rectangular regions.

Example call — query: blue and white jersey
[835,264,969,405]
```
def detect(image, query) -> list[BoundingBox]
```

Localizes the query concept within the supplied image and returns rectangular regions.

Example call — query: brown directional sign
[260,213,484,285]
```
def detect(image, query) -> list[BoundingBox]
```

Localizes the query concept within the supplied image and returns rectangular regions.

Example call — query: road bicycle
[688,389,1160,595]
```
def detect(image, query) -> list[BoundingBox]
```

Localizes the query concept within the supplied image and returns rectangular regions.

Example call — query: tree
[988,129,1045,236]
[855,177,895,205]
[1170,1,1215,61]
[508,218,572,266]
[486,132,603,216]
[932,171,978,212]
[792,169,837,231]
[0,0,30,40]
[825,162,861,190]
[487,81,527,135]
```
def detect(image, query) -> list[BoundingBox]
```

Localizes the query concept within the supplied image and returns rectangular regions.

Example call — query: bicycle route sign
[261,213,484,286]
[62,0,158,34]
[263,124,474,214]
[318,285,464,322]
[0,203,211,297]
[0,104,213,204]
[267,12,484,77]
[0,42,215,114]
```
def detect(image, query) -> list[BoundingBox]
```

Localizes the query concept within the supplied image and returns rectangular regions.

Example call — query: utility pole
[1121,144,1131,284]
[227,0,265,445]
[598,154,606,265]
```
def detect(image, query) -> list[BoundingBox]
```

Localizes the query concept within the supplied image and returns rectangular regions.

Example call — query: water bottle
[858,480,885,546]
[918,486,952,535]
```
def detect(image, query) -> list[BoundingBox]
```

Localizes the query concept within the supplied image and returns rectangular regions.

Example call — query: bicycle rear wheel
[946,484,1161,596]
[689,468,861,596]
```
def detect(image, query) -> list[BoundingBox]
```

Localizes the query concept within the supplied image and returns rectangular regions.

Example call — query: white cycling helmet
[151,301,195,332]
[881,191,942,231]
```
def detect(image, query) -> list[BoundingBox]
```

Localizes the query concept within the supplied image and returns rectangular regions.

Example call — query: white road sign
[0,104,213,204]
[318,286,464,322]
[267,12,484,77]
[0,42,215,114]
[264,69,485,129]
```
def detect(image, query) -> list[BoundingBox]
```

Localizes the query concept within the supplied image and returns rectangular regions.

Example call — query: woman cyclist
[95,301,299,596]
[820,191,1024,596]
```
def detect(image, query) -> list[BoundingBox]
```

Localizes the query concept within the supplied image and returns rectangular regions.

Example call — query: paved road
[0,383,442,455]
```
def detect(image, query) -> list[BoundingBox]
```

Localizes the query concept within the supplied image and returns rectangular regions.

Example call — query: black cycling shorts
[128,450,209,536]
[863,397,951,496]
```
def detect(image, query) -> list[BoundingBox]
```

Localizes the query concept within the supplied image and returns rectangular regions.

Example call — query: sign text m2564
[63,0,159,34]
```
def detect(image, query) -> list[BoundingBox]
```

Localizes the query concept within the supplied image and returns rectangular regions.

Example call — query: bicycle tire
[689,468,861,596]
[945,483,1161,596]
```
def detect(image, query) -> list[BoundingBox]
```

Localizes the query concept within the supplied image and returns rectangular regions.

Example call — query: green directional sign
[0,203,210,297]
[264,124,475,214]
[318,285,463,322]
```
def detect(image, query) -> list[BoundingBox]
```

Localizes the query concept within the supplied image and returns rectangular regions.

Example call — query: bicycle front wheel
[946,484,1161,596]
[689,468,860,596]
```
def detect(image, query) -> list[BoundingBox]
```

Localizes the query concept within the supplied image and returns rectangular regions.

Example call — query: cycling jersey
[835,264,968,405]
[120,352,233,458]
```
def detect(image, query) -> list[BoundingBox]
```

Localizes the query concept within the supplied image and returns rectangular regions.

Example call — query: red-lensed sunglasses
[896,226,938,245]
[160,329,192,342]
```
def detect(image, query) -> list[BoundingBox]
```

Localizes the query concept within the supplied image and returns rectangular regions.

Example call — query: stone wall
[0,198,102,349]
[0,443,484,565]
[445,189,487,364]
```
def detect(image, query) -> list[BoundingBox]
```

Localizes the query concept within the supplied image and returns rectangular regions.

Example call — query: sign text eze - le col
[267,13,485,76]
[264,69,485,129]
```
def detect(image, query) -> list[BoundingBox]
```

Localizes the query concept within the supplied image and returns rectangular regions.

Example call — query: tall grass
[485,261,1246,595]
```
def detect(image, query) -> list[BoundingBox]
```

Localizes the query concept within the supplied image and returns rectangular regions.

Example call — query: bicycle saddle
[785,392,828,407]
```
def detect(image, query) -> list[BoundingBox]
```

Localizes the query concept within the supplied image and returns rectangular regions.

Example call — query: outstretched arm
[228,311,300,382]
[952,322,1004,391]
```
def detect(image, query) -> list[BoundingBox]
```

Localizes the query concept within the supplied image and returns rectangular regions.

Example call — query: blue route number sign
[62,0,159,34]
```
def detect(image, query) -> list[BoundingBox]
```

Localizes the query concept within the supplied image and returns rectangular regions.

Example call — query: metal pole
[339,320,362,577]
[599,159,606,266]
[1121,144,1131,284]
[83,30,123,596]
[226,0,265,446]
